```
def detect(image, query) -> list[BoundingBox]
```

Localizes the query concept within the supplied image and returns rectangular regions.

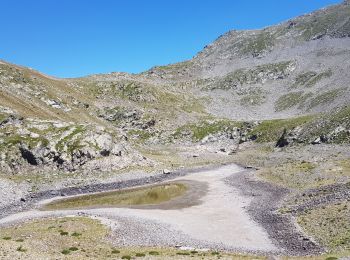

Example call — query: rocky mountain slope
[0,0,349,175]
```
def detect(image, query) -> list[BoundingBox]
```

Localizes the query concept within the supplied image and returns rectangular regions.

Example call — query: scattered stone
[311,137,321,145]
[162,169,171,174]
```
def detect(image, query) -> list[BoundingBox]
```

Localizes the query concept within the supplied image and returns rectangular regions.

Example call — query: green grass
[121,82,143,99]
[0,134,49,151]
[209,61,293,90]
[16,245,27,252]
[43,183,187,210]
[61,249,71,255]
[0,113,7,122]
[174,119,240,142]
[305,106,350,144]
[308,88,345,109]
[149,251,160,255]
[292,70,332,88]
[239,31,275,56]
[150,60,193,73]
[305,70,332,87]
[59,231,69,236]
[258,161,318,189]
[127,129,154,143]
[177,251,191,255]
[275,91,312,111]
[297,201,350,252]
[295,5,348,40]
[293,71,317,87]
[240,91,266,106]
[55,125,85,153]
[249,115,314,142]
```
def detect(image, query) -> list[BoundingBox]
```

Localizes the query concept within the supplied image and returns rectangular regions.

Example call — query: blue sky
[0,0,342,78]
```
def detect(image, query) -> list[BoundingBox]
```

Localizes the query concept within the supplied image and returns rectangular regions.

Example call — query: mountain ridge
[0,0,349,175]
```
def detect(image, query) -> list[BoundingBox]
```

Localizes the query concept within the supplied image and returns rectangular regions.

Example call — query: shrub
[111,249,120,254]
[16,246,27,252]
[16,239,24,242]
[121,256,131,260]
[61,249,70,255]
[136,252,146,257]
[177,252,191,255]
[149,251,160,255]
[59,231,69,236]
[69,247,79,251]
[71,232,82,237]
[2,236,11,240]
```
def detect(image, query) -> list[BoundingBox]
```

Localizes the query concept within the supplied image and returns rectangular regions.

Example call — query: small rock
[162,169,171,174]
[311,137,321,145]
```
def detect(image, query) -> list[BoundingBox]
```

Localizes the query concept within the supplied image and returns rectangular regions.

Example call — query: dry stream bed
[0,163,347,259]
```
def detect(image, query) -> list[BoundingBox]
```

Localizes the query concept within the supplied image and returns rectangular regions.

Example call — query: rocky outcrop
[0,116,150,173]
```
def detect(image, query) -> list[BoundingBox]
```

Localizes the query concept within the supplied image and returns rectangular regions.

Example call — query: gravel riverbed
[0,163,325,256]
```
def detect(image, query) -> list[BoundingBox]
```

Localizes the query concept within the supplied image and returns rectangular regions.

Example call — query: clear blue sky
[0,0,342,78]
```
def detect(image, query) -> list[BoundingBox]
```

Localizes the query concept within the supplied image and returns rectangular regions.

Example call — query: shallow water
[43,182,187,210]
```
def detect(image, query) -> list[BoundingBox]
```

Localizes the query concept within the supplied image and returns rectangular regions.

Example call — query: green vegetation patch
[308,88,345,109]
[258,161,318,189]
[43,183,187,210]
[298,201,350,251]
[0,134,49,151]
[173,119,240,142]
[0,216,267,259]
[55,125,85,153]
[151,60,194,73]
[148,251,160,255]
[249,115,314,143]
[0,217,110,258]
[127,129,154,143]
[275,91,312,111]
[209,61,293,90]
[295,6,348,40]
[0,112,8,122]
[239,31,275,56]
[299,106,350,144]
[239,88,267,106]
[293,70,332,88]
